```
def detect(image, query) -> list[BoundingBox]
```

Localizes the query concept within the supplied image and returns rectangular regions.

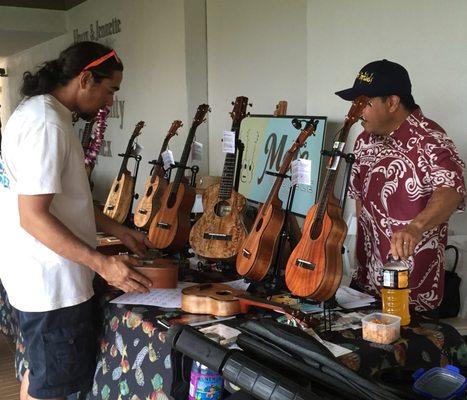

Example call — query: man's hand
[390,223,423,260]
[94,254,152,293]
[118,228,155,257]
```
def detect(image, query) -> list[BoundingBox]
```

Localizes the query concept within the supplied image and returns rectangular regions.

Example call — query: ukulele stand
[148,159,173,181]
[320,148,355,212]
[233,139,245,191]
[168,163,200,187]
[118,152,142,228]
[317,148,355,333]
[262,170,297,291]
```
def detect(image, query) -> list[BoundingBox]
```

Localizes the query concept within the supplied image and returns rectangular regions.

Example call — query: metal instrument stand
[233,139,244,191]
[255,170,297,291]
[168,162,199,187]
[148,159,173,181]
[118,152,142,228]
[318,147,355,333]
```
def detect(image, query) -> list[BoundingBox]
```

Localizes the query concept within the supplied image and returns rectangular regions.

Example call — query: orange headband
[82,50,121,72]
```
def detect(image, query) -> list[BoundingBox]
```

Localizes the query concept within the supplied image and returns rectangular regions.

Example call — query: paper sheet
[110,279,250,308]
[335,286,376,309]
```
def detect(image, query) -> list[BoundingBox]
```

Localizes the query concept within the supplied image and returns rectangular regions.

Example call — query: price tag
[161,149,175,170]
[191,141,203,161]
[291,158,311,186]
[329,141,345,170]
[222,131,236,154]
[132,142,143,156]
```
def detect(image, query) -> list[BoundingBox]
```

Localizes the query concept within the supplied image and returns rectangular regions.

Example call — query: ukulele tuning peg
[231,101,235,106]
[249,103,253,107]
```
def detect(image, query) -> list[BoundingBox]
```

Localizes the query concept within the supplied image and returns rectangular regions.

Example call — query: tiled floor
[0,334,20,399]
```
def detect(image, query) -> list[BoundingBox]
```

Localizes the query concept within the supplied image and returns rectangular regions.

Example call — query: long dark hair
[20,41,124,97]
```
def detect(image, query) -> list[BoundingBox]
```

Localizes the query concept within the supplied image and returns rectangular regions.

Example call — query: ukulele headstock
[167,120,183,140]
[345,95,369,126]
[132,121,145,139]
[193,104,211,127]
[229,96,250,125]
[290,118,318,153]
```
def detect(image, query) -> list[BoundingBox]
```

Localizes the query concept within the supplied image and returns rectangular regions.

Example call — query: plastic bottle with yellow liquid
[381,257,411,326]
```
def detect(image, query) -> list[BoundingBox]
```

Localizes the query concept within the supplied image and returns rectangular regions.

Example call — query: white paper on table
[335,286,375,309]
[110,282,194,308]
[223,279,250,291]
[110,279,249,308]
[304,327,353,357]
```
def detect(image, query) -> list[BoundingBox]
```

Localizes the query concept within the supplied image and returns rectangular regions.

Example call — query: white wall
[1,0,206,204]
[306,0,467,234]
[206,0,308,175]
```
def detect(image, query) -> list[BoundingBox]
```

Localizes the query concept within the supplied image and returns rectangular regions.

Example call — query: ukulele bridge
[156,222,171,230]
[106,205,115,211]
[203,233,232,241]
[138,209,148,215]
[296,259,315,270]
[242,249,251,259]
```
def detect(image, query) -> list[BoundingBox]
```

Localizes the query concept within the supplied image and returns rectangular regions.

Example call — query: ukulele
[236,119,318,281]
[148,104,210,252]
[103,121,145,223]
[181,283,317,328]
[285,96,368,300]
[189,97,250,260]
[134,120,183,229]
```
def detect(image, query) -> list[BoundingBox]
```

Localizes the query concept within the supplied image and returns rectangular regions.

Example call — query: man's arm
[391,187,463,260]
[18,194,152,292]
[94,206,154,256]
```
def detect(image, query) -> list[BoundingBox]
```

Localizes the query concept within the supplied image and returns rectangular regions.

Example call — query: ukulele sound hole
[114,183,120,192]
[216,290,232,296]
[255,218,263,231]
[214,201,232,217]
[146,186,153,197]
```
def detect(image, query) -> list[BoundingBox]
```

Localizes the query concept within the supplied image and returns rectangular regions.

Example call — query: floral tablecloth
[2,279,467,399]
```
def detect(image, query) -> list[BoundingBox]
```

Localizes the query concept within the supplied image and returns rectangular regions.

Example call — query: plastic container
[382,287,411,326]
[412,365,467,399]
[362,312,401,344]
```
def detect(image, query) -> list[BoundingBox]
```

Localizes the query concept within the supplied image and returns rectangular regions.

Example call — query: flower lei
[84,107,109,167]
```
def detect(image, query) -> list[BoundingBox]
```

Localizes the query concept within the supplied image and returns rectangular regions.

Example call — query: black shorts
[17,297,98,399]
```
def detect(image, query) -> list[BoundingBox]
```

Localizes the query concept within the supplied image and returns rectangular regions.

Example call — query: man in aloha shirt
[336,60,465,312]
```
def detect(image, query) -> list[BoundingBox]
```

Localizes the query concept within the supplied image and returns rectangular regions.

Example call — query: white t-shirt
[0,94,96,312]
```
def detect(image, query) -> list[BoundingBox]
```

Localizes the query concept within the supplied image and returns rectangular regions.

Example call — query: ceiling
[0,0,86,10]
[0,1,87,57]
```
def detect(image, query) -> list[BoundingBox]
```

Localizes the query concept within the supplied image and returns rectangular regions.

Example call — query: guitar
[285,96,368,300]
[189,97,249,260]
[103,121,145,224]
[134,120,183,229]
[181,283,317,328]
[148,104,210,252]
[236,119,318,281]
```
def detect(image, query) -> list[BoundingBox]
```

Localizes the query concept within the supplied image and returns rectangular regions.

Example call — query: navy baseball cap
[335,59,412,101]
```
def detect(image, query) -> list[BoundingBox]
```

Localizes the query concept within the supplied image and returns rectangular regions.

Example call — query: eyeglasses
[82,50,121,72]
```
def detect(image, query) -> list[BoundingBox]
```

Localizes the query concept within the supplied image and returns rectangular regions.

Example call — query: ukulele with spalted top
[189,96,250,260]
[134,120,182,229]
[103,121,145,224]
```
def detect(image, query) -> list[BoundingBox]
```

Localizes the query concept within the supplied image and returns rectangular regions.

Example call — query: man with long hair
[0,41,152,400]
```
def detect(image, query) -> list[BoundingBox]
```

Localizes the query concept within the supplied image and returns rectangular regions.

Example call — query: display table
[1,279,467,399]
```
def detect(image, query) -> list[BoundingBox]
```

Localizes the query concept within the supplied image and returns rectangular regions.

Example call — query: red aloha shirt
[349,108,465,311]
